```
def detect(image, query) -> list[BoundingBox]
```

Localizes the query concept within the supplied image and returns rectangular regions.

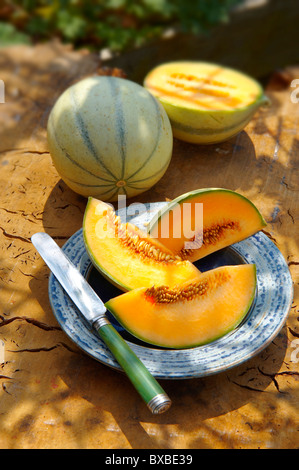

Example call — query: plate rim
[48,204,294,379]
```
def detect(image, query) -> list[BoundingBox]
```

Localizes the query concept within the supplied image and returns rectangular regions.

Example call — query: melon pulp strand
[144,61,269,144]
[105,264,257,349]
[147,188,266,262]
[47,76,173,202]
[83,197,202,292]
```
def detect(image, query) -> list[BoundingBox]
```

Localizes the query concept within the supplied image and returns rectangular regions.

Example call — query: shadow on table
[28,248,290,449]
[55,332,289,449]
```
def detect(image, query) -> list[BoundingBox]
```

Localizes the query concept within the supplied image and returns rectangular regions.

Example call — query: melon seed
[145,270,230,304]
[180,220,240,258]
[106,208,180,264]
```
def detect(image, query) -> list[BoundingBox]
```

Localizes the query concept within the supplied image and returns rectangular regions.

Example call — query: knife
[31,232,171,414]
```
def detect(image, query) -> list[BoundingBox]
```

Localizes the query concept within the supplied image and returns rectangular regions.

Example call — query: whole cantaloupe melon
[47,76,173,201]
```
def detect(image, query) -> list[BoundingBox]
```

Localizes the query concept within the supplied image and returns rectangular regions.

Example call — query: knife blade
[31,232,171,414]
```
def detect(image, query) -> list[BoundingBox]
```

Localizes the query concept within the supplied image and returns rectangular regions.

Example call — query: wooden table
[0,41,298,449]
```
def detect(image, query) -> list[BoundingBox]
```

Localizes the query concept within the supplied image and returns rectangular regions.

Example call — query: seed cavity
[106,209,181,264]
[168,72,237,90]
[145,271,230,304]
[167,78,230,98]
[180,220,240,258]
[164,72,243,107]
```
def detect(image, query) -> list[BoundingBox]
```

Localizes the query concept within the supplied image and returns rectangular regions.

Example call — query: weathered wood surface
[0,41,298,449]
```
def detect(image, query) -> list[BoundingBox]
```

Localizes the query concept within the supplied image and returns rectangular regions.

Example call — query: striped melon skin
[47,76,173,201]
[144,61,269,144]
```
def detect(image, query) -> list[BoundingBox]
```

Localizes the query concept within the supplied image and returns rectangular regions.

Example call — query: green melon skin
[47,76,173,202]
[160,97,268,144]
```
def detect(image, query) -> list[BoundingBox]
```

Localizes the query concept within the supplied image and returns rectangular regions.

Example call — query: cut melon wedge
[148,188,266,262]
[105,264,256,349]
[83,197,201,291]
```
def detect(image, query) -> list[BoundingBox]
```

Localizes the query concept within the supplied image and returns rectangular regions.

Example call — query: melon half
[144,61,269,144]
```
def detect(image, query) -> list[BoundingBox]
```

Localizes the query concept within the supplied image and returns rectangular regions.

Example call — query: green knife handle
[93,319,171,414]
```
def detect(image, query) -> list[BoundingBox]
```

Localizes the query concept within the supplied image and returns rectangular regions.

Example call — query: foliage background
[0,0,243,52]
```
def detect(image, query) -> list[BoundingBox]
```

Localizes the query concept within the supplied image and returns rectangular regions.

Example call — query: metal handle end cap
[147,394,172,414]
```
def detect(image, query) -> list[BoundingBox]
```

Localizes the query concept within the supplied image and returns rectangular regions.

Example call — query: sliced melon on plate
[83,197,201,291]
[148,188,266,262]
[105,264,256,349]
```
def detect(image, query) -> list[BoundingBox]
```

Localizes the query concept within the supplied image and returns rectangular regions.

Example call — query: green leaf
[3,0,244,52]
[0,22,31,47]
[56,10,88,41]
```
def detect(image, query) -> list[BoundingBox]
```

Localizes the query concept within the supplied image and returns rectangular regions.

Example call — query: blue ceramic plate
[48,203,293,379]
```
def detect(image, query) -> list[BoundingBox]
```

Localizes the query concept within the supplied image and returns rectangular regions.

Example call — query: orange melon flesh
[148,188,266,262]
[105,264,256,349]
[83,197,202,292]
[144,61,269,144]
[144,61,263,111]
